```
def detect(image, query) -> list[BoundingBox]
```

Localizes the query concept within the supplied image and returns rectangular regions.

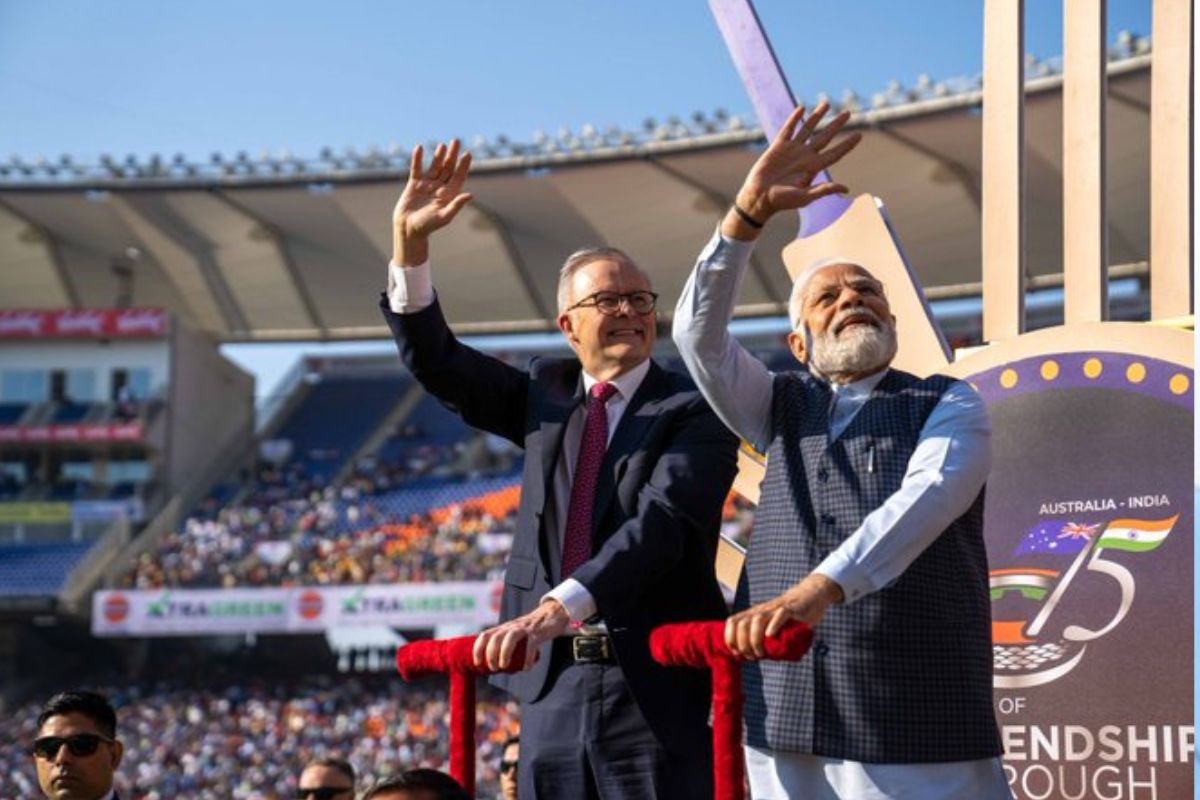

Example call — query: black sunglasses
[295,788,353,800]
[30,733,113,759]
[500,759,519,773]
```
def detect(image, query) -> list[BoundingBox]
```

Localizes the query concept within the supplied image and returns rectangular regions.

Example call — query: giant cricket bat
[710,0,954,589]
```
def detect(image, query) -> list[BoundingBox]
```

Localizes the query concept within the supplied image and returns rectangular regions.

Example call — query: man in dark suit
[29,690,123,800]
[381,139,739,799]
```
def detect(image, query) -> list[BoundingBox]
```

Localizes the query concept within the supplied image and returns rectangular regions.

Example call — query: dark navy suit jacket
[382,296,738,753]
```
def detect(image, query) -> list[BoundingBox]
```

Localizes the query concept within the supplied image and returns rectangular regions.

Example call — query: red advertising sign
[0,422,142,443]
[0,308,167,339]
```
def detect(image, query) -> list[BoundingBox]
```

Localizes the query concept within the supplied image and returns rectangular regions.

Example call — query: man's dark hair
[36,690,117,738]
[307,756,356,786]
[362,769,471,800]
[501,734,519,750]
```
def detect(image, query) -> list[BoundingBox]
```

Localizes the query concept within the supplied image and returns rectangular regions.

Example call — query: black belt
[557,634,615,665]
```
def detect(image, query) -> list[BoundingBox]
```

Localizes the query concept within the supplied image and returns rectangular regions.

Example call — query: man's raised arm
[387,139,474,313]
[381,139,528,446]
[672,102,861,453]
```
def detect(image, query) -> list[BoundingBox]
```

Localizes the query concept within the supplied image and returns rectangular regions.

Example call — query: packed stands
[124,466,520,589]
[0,676,518,799]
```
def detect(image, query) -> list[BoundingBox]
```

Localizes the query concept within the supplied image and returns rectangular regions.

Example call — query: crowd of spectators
[1,676,518,800]
[122,484,518,589]
[250,422,475,510]
[121,455,755,590]
[117,380,759,591]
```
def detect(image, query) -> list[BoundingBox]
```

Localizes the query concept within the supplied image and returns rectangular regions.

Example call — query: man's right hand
[724,572,843,659]
[391,139,474,266]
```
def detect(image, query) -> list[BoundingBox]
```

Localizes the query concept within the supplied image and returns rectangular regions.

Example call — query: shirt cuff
[543,578,597,625]
[813,550,872,605]
[386,260,435,313]
[709,227,758,263]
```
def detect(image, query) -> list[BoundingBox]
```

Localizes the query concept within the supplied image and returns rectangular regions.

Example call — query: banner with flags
[1095,515,1178,553]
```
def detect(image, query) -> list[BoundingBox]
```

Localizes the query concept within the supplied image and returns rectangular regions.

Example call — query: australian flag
[1013,520,1100,557]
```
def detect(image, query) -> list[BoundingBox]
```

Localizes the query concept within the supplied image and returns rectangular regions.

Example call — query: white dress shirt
[672,231,1008,799]
[388,260,644,625]
[672,230,991,603]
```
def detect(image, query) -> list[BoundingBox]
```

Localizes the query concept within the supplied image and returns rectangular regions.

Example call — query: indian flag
[1095,514,1179,553]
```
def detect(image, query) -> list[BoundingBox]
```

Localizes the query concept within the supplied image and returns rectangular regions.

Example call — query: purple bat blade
[709,0,852,237]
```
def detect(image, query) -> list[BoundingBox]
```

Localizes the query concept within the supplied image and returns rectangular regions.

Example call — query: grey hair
[557,246,642,312]
[787,255,871,329]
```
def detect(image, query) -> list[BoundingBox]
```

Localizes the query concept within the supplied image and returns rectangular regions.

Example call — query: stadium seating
[272,375,408,482]
[123,471,521,589]
[0,402,27,424]
[50,400,96,423]
[0,541,95,596]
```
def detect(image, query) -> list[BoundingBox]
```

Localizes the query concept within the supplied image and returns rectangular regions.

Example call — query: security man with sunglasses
[297,757,356,800]
[382,139,740,799]
[498,735,519,800]
[29,690,124,800]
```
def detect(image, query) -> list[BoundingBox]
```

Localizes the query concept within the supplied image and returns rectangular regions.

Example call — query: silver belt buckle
[572,634,611,663]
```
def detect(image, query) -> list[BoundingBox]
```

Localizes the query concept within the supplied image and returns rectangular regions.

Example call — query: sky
[0,1,1154,165]
[0,0,1157,400]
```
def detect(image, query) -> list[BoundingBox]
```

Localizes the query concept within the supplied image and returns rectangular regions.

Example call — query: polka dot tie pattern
[560,381,618,579]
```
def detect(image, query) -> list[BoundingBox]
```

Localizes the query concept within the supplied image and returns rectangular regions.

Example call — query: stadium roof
[0,54,1152,342]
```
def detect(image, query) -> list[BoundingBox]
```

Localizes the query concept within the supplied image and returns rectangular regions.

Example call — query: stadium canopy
[0,55,1151,342]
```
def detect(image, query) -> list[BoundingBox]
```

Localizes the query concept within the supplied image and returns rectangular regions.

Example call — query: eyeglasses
[29,734,114,760]
[294,788,354,800]
[500,759,519,774]
[565,290,658,315]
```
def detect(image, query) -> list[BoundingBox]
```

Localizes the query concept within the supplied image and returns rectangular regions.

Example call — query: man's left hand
[722,101,861,242]
[724,573,844,659]
[473,599,571,672]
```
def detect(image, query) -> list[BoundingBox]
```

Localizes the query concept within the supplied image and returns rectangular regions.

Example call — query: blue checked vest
[738,368,1001,762]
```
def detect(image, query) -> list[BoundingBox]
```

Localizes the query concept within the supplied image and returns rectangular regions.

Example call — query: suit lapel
[591,361,666,530]
[539,370,583,497]
[528,364,582,580]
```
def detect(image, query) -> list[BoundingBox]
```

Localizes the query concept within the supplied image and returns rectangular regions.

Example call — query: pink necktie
[560,381,618,578]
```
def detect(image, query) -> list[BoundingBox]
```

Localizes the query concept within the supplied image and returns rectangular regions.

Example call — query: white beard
[806,307,897,382]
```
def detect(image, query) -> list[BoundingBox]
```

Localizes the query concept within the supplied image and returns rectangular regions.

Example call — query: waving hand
[725,101,861,239]
[392,139,474,265]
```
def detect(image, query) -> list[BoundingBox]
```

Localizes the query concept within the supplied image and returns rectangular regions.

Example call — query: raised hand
[392,139,474,265]
[727,101,862,237]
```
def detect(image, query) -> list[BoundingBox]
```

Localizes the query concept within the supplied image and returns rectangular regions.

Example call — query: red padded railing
[395,635,526,795]
[650,621,813,800]
[397,622,811,800]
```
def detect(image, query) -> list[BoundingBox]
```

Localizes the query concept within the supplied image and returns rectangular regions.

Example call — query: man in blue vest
[673,102,1008,799]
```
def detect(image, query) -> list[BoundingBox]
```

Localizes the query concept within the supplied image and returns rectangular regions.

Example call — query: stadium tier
[123,476,521,589]
[0,541,97,597]
[270,374,411,483]
[0,329,771,605]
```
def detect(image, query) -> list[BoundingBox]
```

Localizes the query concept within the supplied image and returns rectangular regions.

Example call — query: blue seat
[275,375,409,479]
[0,541,96,596]
[0,402,27,424]
[52,402,93,422]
